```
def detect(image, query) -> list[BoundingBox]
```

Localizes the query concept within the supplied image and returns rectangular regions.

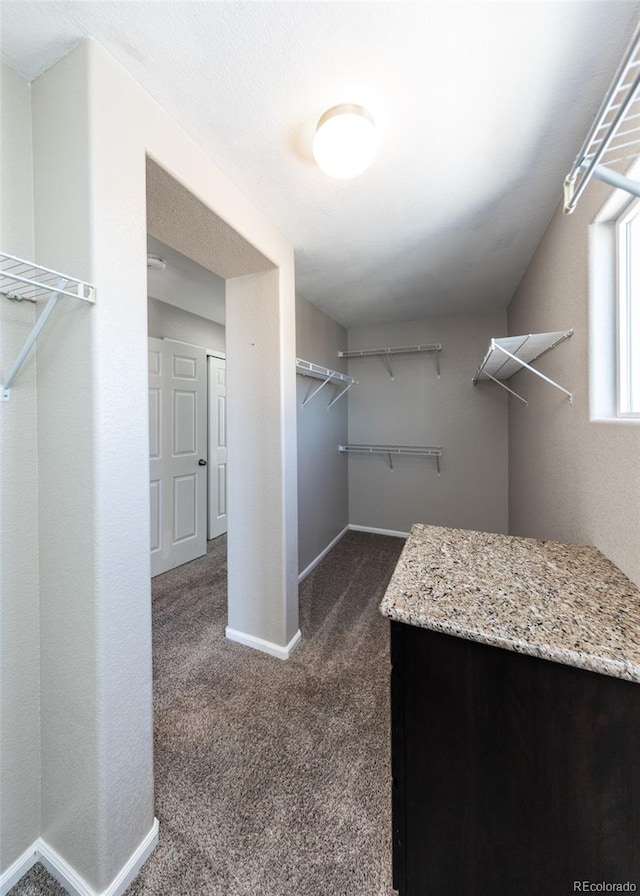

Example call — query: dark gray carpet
[9,531,404,896]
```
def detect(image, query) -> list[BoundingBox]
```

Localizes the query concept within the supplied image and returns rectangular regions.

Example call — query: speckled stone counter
[380,523,640,683]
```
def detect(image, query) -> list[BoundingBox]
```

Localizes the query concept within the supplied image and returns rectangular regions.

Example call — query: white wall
[147,296,225,352]
[296,295,349,575]
[31,44,151,889]
[347,313,509,536]
[226,268,298,647]
[0,62,40,875]
[1,36,298,892]
[508,181,640,587]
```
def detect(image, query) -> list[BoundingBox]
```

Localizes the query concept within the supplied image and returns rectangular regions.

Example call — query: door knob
[198,459,207,466]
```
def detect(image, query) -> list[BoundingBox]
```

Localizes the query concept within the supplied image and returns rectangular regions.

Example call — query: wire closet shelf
[1,252,95,402]
[564,26,640,213]
[339,444,442,473]
[338,344,442,379]
[296,358,357,409]
[1,252,95,303]
[473,331,573,406]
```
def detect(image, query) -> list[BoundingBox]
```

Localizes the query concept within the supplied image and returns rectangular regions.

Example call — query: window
[616,199,640,417]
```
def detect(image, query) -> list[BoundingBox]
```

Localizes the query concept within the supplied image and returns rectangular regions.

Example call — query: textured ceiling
[146,157,274,280]
[2,1,640,326]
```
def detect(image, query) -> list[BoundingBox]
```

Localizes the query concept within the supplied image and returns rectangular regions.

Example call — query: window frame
[616,197,640,419]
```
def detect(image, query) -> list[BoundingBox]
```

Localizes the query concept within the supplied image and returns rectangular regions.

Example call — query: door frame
[207,351,227,541]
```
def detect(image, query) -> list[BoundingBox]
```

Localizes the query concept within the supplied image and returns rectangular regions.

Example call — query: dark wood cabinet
[390,621,640,896]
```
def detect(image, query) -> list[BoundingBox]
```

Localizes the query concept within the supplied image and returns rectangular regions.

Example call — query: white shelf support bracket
[482,371,528,406]
[2,278,67,402]
[379,351,394,380]
[296,358,357,409]
[327,381,354,409]
[1,254,95,402]
[492,343,573,404]
[302,373,333,407]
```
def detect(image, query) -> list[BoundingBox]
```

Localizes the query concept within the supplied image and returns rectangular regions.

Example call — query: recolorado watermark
[574,883,637,892]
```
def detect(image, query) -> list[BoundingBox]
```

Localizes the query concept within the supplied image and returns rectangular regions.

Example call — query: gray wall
[508,182,640,587]
[0,62,40,874]
[347,313,509,536]
[148,295,225,352]
[226,268,299,649]
[296,294,349,575]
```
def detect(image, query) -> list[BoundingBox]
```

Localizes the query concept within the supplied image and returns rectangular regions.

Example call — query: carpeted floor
[9,530,405,896]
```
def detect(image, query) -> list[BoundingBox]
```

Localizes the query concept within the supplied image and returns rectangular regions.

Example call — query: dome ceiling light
[312,104,378,179]
[147,254,167,271]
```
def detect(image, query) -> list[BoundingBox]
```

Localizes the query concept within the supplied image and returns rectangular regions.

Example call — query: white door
[149,337,207,577]
[208,354,228,539]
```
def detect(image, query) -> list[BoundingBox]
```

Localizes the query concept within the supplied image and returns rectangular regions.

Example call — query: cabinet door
[391,623,406,894]
[393,622,640,895]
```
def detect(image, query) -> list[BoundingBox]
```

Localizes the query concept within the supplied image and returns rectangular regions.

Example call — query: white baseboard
[226,626,302,660]
[1,842,39,895]
[298,525,349,583]
[1,819,159,896]
[349,524,409,539]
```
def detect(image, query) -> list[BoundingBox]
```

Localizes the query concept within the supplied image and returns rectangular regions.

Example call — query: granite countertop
[380,523,640,683]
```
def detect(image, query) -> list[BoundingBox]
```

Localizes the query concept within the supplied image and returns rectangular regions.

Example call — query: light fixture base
[147,254,166,271]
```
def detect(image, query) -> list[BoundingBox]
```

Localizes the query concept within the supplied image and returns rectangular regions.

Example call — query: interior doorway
[145,154,299,659]
[146,228,227,577]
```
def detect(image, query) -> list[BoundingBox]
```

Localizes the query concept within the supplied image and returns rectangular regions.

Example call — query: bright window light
[616,200,640,417]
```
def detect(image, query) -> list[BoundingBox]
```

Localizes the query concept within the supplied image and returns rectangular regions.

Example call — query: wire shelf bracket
[339,443,442,474]
[473,331,573,406]
[296,358,357,409]
[564,26,640,213]
[1,253,95,402]
[339,343,441,379]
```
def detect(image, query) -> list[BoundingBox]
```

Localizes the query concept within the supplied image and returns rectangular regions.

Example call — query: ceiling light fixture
[147,254,166,271]
[312,104,378,179]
